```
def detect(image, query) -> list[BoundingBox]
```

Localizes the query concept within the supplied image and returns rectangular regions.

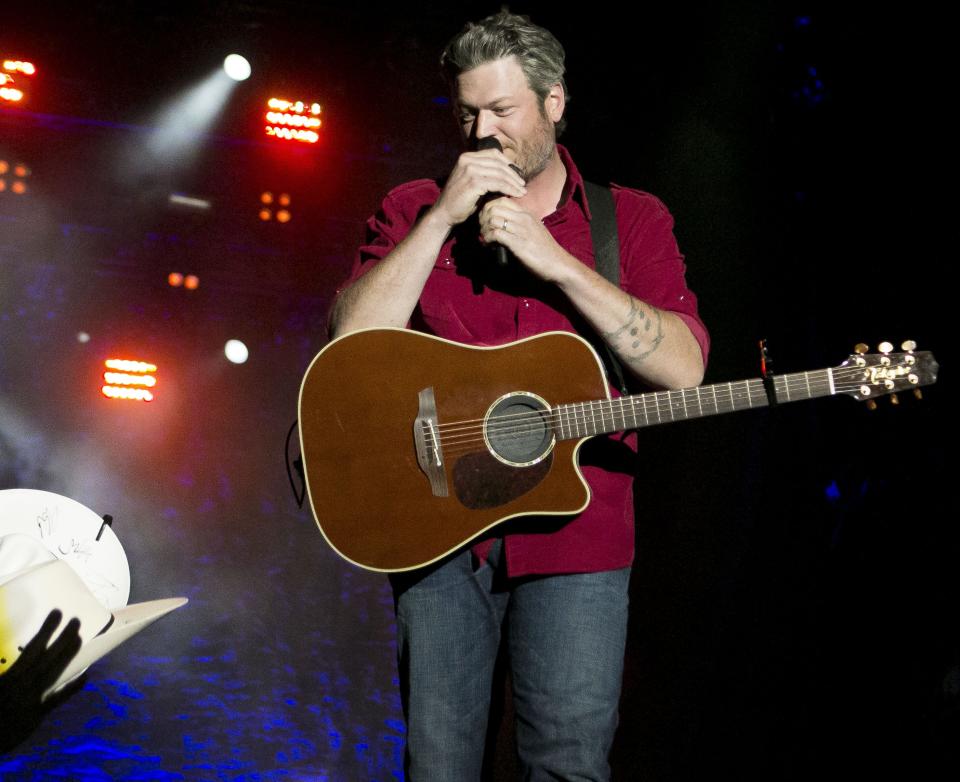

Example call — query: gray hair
[440,11,569,134]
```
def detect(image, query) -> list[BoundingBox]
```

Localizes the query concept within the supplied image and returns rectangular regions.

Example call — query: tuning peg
[878,341,893,354]
[913,388,923,401]
[855,343,869,355]
[901,340,917,352]
[890,393,900,405]
[866,399,878,411]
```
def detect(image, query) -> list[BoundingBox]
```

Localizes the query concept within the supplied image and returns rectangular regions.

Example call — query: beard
[512,111,556,182]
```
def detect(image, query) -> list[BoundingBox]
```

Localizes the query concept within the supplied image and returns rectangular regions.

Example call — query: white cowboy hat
[0,533,186,700]
[0,488,130,610]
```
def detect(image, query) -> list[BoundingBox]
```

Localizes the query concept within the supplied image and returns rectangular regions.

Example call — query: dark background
[1,2,952,780]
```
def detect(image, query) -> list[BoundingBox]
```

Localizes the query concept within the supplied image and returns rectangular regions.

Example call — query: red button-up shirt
[341,146,709,577]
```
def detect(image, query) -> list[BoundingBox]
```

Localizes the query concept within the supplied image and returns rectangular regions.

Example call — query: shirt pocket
[415,258,478,342]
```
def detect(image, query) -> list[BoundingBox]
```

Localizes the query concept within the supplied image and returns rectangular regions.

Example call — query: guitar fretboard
[554,368,835,440]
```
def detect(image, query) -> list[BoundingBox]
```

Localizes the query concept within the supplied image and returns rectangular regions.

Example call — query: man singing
[331,11,709,780]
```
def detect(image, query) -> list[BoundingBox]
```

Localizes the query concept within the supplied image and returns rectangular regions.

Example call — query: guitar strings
[435,373,876,453]
[429,366,911,456]
[433,368,857,440]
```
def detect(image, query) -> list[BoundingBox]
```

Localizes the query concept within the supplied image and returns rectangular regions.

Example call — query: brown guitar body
[298,328,609,572]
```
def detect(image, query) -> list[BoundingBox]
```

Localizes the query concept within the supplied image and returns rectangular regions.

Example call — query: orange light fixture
[102,358,158,402]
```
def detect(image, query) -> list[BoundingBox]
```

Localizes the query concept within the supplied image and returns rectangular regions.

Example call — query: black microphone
[475,136,512,267]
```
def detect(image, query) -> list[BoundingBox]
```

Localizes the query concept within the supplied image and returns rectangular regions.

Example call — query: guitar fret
[552,363,853,443]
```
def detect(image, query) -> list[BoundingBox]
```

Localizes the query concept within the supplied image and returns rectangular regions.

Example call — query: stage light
[102,387,154,402]
[105,359,157,373]
[168,272,184,287]
[168,193,211,210]
[104,372,157,387]
[264,97,322,144]
[265,126,319,144]
[0,86,23,103]
[224,340,249,365]
[0,160,30,196]
[2,60,35,75]
[223,54,251,82]
[137,67,238,172]
[257,191,292,223]
[102,358,157,402]
[1,58,34,104]
[184,274,199,290]
[77,332,90,343]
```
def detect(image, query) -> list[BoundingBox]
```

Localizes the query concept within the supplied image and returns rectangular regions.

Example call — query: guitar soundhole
[484,392,555,467]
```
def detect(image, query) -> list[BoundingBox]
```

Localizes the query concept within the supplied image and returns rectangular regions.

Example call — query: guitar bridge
[414,387,448,497]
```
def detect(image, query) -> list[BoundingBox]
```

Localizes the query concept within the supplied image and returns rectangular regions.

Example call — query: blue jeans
[391,541,631,781]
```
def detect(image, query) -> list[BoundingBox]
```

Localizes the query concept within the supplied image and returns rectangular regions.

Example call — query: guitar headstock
[835,341,939,405]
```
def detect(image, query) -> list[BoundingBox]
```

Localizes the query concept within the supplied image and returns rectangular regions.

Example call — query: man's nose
[475,110,496,141]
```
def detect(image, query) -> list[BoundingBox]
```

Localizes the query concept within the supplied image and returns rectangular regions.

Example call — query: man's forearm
[330,209,451,338]
[555,256,705,390]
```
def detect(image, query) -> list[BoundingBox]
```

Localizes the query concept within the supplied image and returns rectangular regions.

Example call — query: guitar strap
[583,180,630,396]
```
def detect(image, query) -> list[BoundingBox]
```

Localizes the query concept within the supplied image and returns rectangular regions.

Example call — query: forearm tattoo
[602,295,664,362]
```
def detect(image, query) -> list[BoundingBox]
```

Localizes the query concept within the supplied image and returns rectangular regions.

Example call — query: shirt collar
[555,144,593,222]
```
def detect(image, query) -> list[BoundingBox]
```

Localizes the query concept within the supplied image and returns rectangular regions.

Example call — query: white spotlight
[223,54,251,82]
[224,339,249,364]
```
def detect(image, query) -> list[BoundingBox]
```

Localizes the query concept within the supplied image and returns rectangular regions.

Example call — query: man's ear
[544,83,565,123]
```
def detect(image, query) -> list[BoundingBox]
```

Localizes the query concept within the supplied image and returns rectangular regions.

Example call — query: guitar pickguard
[452,450,553,510]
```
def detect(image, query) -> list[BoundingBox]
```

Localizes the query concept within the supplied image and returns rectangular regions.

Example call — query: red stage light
[2,60,35,75]
[168,272,184,287]
[11,181,26,195]
[259,208,272,221]
[1,59,34,103]
[277,209,291,223]
[0,86,24,103]
[260,191,274,204]
[184,274,199,290]
[264,97,323,144]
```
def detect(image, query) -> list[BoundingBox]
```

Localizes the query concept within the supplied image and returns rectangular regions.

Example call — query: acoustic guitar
[298,328,937,572]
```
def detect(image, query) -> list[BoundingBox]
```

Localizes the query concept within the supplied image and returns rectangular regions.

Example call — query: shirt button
[522,299,530,308]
